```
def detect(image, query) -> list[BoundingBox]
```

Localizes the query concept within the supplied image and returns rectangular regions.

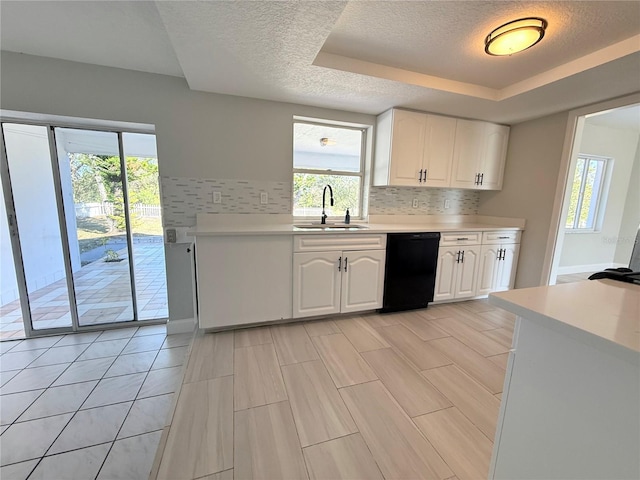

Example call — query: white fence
[75,202,162,218]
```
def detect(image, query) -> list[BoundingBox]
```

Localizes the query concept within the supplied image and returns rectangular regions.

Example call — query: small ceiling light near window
[319,137,337,147]
[485,17,547,56]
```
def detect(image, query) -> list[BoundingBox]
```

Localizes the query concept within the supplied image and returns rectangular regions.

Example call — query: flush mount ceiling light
[485,17,547,56]
[319,137,337,146]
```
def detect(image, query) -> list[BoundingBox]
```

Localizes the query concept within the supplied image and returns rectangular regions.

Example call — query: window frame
[292,119,367,220]
[565,154,611,233]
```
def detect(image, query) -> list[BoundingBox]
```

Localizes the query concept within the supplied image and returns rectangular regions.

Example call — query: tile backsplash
[161,177,292,226]
[161,177,479,226]
[368,187,479,215]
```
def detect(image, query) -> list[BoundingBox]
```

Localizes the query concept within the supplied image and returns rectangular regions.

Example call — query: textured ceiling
[1,1,639,124]
[322,1,640,89]
[0,1,182,77]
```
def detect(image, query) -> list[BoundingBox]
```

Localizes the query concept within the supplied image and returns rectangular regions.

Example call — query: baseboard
[166,317,197,335]
[557,263,626,275]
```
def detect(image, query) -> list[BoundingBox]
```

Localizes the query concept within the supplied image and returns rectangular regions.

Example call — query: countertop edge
[187,223,524,236]
[489,290,640,360]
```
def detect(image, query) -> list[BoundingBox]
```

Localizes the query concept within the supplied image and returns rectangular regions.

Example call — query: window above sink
[292,119,368,221]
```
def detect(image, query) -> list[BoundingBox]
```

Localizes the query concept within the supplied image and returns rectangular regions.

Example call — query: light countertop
[187,222,522,236]
[490,280,640,354]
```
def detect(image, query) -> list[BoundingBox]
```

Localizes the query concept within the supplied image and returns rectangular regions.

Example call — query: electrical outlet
[213,191,222,204]
[260,192,268,204]
[166,228,177,243]
[444,199,451,209]
[412,198,419,208]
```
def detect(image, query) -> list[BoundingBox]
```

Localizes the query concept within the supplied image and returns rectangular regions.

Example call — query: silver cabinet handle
[338,256,342,271]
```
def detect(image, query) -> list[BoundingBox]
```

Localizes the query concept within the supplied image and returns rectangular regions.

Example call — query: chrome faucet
[321,184,334,224]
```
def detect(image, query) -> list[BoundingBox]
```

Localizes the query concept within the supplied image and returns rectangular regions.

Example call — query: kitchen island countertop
[491,278,640,354]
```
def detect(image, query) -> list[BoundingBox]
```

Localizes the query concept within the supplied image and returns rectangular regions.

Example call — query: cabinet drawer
[482,230,521,245]
[440,232,481,246]
[294,234,387,252]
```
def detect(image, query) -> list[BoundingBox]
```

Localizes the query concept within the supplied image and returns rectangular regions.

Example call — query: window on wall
[293,121,365,218]
[566,155,610,231]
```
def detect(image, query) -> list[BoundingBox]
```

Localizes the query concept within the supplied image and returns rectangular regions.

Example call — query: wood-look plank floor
[154,299,516,480]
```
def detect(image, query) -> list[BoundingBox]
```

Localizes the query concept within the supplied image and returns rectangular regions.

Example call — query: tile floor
[154,299,516,480]
[0,244,168,340]
[555,271,595,284]
[0,324,192,480]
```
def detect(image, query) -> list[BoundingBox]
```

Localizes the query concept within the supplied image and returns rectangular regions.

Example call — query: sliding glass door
[0,121,166,338]
[54,128,136,326]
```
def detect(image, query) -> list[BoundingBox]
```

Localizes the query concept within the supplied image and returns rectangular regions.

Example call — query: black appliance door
[382,232,440,312]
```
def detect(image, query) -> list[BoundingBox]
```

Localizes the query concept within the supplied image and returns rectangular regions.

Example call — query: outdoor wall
[614,144,640,265]
[558,123,640,270]
[0,180,19,305]
[478,112,569,289]
[1,124,67,299]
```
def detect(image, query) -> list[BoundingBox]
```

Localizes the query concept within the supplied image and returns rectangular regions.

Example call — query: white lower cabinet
[196,235,293,329]
[293,249,386,319]
[340,250,387,313]
[293,251,342,318]
[434,245,480,302]
[477,239,520,295]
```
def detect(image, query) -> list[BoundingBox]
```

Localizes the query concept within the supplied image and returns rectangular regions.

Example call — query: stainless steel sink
[293,223,369,230]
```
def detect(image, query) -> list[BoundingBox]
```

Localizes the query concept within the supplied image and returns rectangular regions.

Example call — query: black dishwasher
[381,232,440,313]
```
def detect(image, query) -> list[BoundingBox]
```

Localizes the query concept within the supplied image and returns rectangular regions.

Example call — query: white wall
[558,123,639,270]
[614,144,640,265]
[478,112,569,288]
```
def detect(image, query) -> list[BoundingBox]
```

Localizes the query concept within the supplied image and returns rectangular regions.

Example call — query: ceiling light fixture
[319,137,336,146]
[485,17,547,56]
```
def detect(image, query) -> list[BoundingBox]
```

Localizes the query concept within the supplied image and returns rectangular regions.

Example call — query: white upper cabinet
[451,119,509,190]
[375,109,509,190]
[387,110,426,185]
[423,115,456,187]
[374,109,456,187]
[479,123,509,190]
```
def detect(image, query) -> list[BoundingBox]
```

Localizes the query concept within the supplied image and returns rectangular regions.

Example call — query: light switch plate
[213,191,222,204]
[166,228,177,243]
[260,192,268,204]
[444,199,451,209]
[412,198,419,208]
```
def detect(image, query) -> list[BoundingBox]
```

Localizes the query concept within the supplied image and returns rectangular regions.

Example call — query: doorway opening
[547,103,640,285]
[1,122,167,340]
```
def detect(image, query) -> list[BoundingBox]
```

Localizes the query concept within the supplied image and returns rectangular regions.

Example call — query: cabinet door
[451,119,485,189]
[340,250,386,314]
[434,247,458,302]
[479,124,509,190]
[495,244,520,292]
[455,245,480,299]
[388,110,427,186]
[293,251,342,318]
[477,244,500,296]
[423,115,456,187]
